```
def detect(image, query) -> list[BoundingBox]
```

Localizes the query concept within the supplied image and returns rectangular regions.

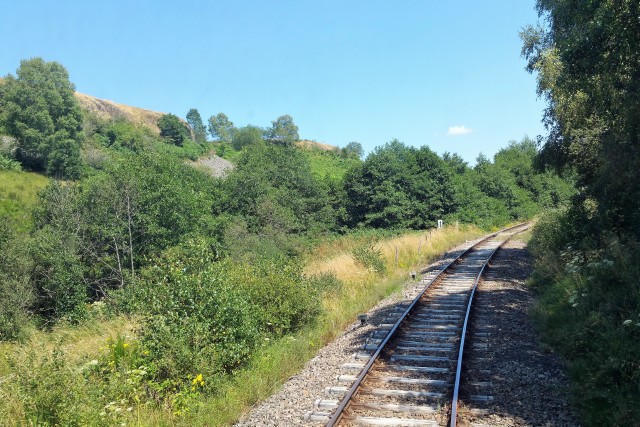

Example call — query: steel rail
[325,223,527,427]
[449,223,529,427]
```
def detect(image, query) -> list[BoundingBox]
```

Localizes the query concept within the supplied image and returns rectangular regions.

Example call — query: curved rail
[449,226,526,426]
[324,223,528,427]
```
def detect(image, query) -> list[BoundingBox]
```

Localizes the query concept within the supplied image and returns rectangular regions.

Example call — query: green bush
[231,260,322,336]
[530,210,640,425]
[0,152,21,171]
[120,238,261,382]
[0,220,34,339]
[352,244,387,275]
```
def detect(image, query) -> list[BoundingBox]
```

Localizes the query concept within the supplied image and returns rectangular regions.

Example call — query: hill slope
[76,92,164,134]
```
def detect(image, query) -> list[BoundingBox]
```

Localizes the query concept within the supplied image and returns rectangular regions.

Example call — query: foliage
[35,153,219,295]
[186,108,207,143]
[118,237,321,386]
[523,2,640,424]
[101,120,150,151]
[3,348,101,426]
[157,114,190,146]
[231,125,263,151]
[222,143,334,234]
[0,58,83,178]
[522,0,640,239]
[530,210,640,426]
[343,139,456,229]
[0,221,34,339]
[264,114,299,146]
[304,146,362,181]
[443,139,574,228]
[0,170,49,233]
[352,244,386,275]
[0,152,21,171]
[208,112,235,143]
[342,141,364,159]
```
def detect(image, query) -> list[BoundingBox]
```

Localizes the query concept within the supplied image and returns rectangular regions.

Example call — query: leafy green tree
[208,112,235,143]
[522,0,640,237]
[186,108,207,143]
[343,140,455,229]
[157,113,189,146]
[222,143,334,234]
[35,153,219,294]
[231,125,263,150]
[342,141,364,159]
[0,58,83,178]
[265,114,299,146]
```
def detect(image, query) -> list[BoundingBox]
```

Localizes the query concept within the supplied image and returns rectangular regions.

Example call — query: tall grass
[0,170,49,232]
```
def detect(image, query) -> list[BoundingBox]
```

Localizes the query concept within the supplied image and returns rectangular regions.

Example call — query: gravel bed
[234,239,480,427]
[459,238,580,427]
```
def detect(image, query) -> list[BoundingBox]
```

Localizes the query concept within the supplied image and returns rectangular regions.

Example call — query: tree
[265,114,299,146]
[231,125,263,150]
[342,141,364,159]
[0,58,83,178]
[208,113,235,143]
[343,140,456,229]
[186,108,207,143]
[157,113,189,146]
[522,0,640,237]
[223,143,334,234]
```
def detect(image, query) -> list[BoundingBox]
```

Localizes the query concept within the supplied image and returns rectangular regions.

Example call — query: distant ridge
[1,77,340,151]
[75,92,164,134]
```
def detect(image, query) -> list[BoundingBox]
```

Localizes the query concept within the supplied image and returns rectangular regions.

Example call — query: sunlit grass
[0,170,49,232]
[0,316,138,375]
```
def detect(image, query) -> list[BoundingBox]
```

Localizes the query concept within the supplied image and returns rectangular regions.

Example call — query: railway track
[304,224,530,427]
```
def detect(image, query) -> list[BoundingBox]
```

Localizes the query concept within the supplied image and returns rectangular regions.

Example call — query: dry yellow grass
[304,224,482,284]
[0,316,138,375]
[295,139,339,151]
[75,92,165,134]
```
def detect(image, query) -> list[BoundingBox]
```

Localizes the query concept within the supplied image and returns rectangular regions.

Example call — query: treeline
[522,1,640,425]
[0,57,573,422]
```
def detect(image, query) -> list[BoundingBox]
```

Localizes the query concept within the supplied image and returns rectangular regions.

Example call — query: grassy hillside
[76,92,164,134]
[0,170,49,233]
[304,147,360,181]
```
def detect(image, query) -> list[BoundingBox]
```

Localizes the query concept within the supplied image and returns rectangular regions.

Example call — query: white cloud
[447,125,473,136]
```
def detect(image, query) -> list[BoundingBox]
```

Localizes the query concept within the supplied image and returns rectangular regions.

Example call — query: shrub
[0,220,34,339]
[231,259,322,336]
[0,152,21,171]
[121,238,261,382]
[352,243,387,275]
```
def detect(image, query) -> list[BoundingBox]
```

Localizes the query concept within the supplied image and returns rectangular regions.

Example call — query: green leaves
[343,140,455,229]
[264,114,299,147]
[0,58,83,178]
[207,112,235,143]
[157,113,190,146]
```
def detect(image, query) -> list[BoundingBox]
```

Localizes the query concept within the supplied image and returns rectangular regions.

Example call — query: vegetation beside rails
[0,225,483,426]
[528,211,640,426]
[133,224,485,425]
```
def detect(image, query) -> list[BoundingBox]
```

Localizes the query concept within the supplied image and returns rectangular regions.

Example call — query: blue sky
[1,0,544,164]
